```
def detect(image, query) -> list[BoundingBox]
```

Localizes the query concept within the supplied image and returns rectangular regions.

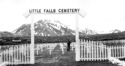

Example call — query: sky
[0,0,125,33]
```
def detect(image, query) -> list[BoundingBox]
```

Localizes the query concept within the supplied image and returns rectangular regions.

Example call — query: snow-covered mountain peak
[13,19,77,36]
[110,29,121,33]
[83,28,97,35]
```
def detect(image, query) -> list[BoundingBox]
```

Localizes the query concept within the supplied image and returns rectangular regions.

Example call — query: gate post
[30,14,35,64]
[75,14,80,61]
[23,10,35,64]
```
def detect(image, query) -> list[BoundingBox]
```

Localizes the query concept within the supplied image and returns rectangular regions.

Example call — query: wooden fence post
[61,43,64,54]
[108,47,111,58]
[0,46,1,63]
[49,45,52,55]
[124,45,125,57]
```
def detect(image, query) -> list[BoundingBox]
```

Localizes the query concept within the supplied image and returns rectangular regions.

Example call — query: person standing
[67,39,71,51]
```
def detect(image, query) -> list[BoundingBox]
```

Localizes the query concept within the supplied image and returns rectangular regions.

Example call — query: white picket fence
[109,46,125,59]
[79,40,125,61]
[0,44,31,65]
[0,42,75,65]
[0,39,125,65]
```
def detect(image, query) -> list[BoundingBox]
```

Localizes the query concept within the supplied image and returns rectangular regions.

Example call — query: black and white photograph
[0,0,125,66]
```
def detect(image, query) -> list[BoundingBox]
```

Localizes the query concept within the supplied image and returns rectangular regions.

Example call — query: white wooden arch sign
[23,8,87,64]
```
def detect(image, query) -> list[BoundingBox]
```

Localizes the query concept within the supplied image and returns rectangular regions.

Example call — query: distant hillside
[0,31,15,37]
[87,31,125,41]
[0,19,125,45]
[1,31,125,45]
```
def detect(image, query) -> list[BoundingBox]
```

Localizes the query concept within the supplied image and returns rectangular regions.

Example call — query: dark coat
[67,39,71,51]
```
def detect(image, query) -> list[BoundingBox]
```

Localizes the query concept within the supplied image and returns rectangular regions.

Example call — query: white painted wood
[92,41,93,60]
[30,14,35,64]
[49,45,52,55]
[75,13,80,61]
[24,44,26,64]
[17,45,19,64]
[123,45,125,57]
[81,40,83,60]
[84,40,85,60]
[108,47,111,58]
[96,42,99,60]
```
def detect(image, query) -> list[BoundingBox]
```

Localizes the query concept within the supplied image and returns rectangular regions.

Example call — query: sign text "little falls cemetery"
[29,9,80,14]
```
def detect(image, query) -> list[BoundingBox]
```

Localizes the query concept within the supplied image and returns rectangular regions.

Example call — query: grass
[7,61,118,66]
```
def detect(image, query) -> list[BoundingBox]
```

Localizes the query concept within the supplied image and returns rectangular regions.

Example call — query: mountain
[0,31,15,37]
[82,28,97,35]
[13,19,85,36]
[110,29,121,33]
